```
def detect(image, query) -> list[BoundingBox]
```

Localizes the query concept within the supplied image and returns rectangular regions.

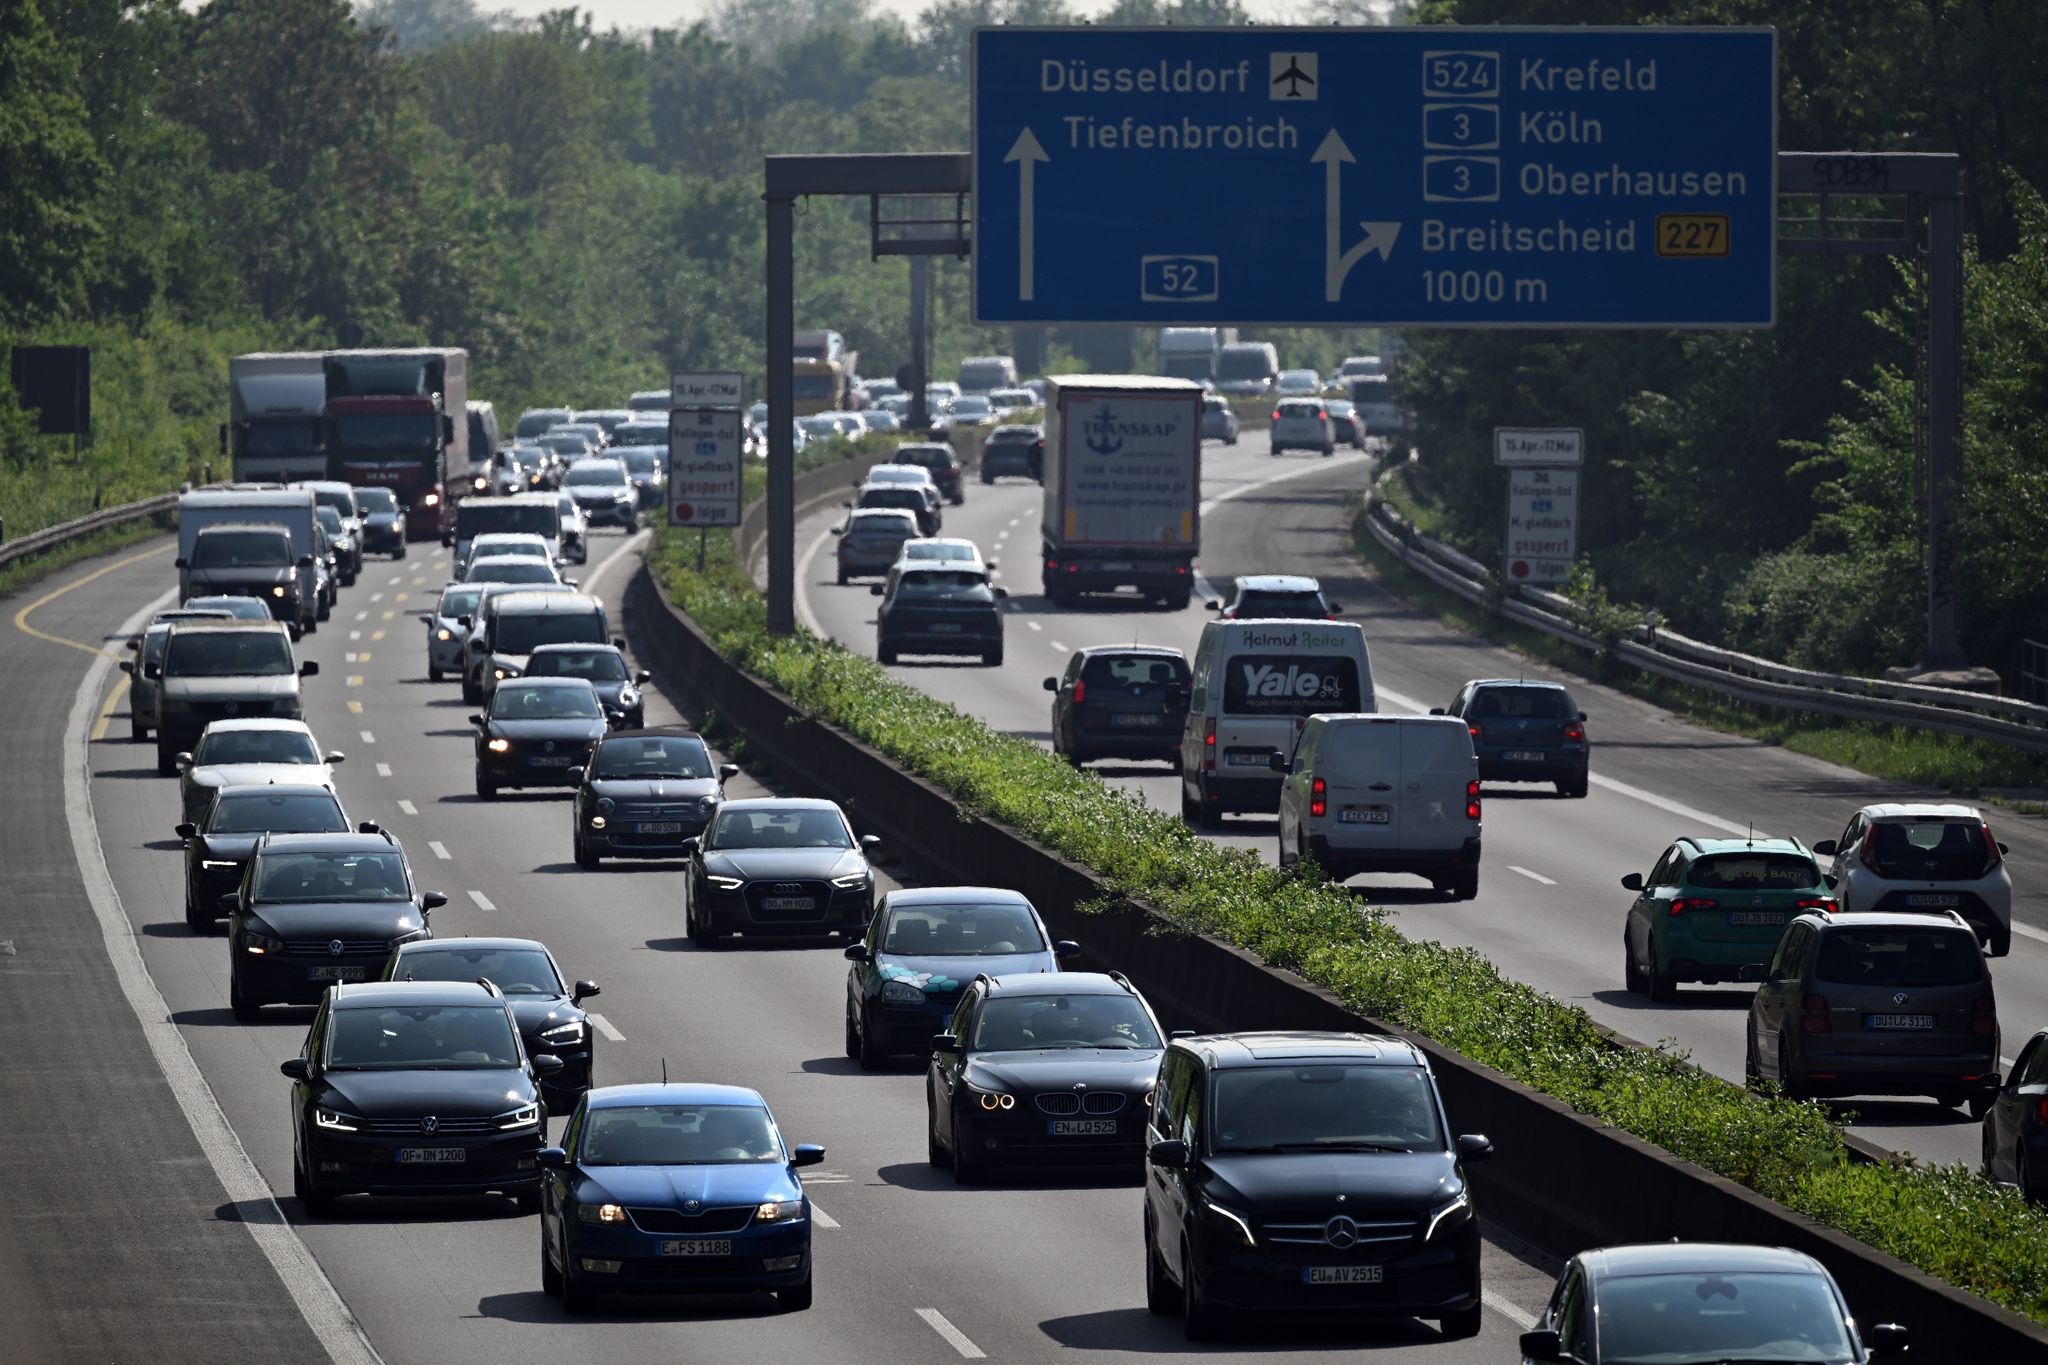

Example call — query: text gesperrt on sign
[1504,465,1579,585]
[667,408,743,527]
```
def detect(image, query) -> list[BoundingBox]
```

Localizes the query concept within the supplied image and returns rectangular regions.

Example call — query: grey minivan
[1745,910,1998,1116]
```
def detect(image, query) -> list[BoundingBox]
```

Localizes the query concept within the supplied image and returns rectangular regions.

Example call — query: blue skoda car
[538,1083,824,1314]
[843,887,1076,1070]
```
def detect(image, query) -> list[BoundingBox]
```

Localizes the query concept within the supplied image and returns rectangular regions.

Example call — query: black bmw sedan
[571,728,737,868]
[472,677,607,798]
[281,979,562,1213]
[179,783,353,935]
[385,936,601,1107]
[684,798,877,949]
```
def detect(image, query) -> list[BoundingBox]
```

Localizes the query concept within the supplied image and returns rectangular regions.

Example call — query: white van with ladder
[1176,619,1374,826]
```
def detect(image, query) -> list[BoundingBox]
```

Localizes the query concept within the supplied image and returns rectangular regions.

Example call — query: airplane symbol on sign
[1271,53,1317,100]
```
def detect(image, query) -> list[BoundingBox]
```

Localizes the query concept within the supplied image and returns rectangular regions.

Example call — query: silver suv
[1813,803,2013,956]
[1745,910,1998,1117]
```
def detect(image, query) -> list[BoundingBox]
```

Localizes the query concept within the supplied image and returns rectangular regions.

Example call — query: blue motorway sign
[972,27,1776,328]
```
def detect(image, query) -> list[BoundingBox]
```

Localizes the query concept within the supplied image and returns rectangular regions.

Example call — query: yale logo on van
[1240,663,1347,700]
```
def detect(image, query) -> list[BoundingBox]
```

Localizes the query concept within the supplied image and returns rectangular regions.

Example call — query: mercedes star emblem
[420,1116,439,1135]
[1324,1215,1359,1250]
[328,939,345,957]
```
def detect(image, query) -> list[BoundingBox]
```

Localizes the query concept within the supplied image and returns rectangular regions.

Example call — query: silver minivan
[1274,714,1482,899]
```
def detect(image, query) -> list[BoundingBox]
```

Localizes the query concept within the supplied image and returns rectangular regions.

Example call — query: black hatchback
[1443,678,1589,798]
[1045,647,1190,768]
[875,568,1006,667]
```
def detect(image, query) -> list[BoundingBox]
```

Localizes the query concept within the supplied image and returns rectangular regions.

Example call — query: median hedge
[647,522,2048,1325]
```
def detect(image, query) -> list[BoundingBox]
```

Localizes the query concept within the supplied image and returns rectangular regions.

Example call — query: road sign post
[667,408,743,529]
[973,26,1776,327]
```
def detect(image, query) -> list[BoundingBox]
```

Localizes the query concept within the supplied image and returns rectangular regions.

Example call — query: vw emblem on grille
[544,740,557,753]
[773,882,801,894]
[1893,991,1909,1006]
[1324,1215,1359,1250]
[328,939,345,957]
[685,1199,699,1210]
[420,1116,439,1135]
[1752,895,1764,907]
[225,701,240,713]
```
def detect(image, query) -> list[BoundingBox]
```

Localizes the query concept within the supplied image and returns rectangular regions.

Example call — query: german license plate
[1906,894,1960,907]
[1503,750,1544,761]
[1225,751,1271,767]
[635,821,683,834]
[1727,911,1787,926]
[1099,561,1134,571]
[396,1148,466,1164]
[309,965,369,981]
[929,622,962,633]
[1339,807,1391,824]
[660,1240,732,1257]
[761,896,815,911]
[529,755,574,766]
[1304,1265,1383,1285]
[1109,713,1160,727]
[1048,1119,1118,1136]
[1865,1013,1935,1030]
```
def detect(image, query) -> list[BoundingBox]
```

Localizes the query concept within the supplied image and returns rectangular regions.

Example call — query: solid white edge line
[578,527,647,600]
[1198,447,1373,514]
[466,889,495,912]
[915,1307,986,1359]
[585,1012,626,1043]
[794,522,839,642]
[1509,865,1557,886]
[68,587,383,1365]
[2012,921,2048,946]
[809,1205,840,1229]
[1483,1287,1539,1330]
[427,841,451,861]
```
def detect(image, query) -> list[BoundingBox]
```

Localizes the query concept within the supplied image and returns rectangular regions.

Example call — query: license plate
[1304,1265,1384,1285]
[1048,1119,1118,1136]
[1865,1013,1936,1030]
[1727,911,1787,926]
[1503,750,1544,761]
[1099,561,1134,571]
[309,965,369,981]
[1906,894,1960,907]
[529,755,574,767]
[761,896,815,911]
[660,1240,732,1257]
[1109,713,1160,727]
[1225,751,1272,767]
[635,821,684,834]
[929,622,962,633]
[396,1148,467,1164]
[1339,807,1391,824]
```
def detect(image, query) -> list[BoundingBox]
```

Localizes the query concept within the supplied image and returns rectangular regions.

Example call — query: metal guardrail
[0,492,178,572]
[1363,498,2048,754]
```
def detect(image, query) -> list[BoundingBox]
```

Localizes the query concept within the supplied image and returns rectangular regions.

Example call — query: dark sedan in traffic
[571,729,736,868]
[179,783,353,934]
[385,937,600,1107]
[472,677,608,799]
[1045,646,1190,768]
[684,798,877,948]
[524,643,649,730]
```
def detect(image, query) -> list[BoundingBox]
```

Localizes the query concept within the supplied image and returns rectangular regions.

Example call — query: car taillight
[1983,822,2003,868]
[1271,409,1282,422]
[1972,996,1997,1037]
[1859,823,1882,874]
[1465,778,1480,822]
[1794,897,1837,913]
[1310,777,1326,819]
[1203,718,1216,771]
[2036,1096,2048,1125]
[1563,721,1585,742]
[1467,723,1482,738]
[1066,563,1079,574]
[1801,994,1831,1034]
[1046,558,1059,571]
[1316,409,1327,420]
[1072,680,1086,704]
[1668,897,1719,916]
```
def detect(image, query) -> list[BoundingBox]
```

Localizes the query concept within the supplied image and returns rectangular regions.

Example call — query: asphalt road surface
[6,519,1561,1364]
[795,427,2048,1173]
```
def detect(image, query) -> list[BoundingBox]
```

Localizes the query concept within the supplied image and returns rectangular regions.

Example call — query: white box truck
[1155,328,1238,383]
[225,353,326,483]
[1039,375,1204,610]
[175,488,321,636]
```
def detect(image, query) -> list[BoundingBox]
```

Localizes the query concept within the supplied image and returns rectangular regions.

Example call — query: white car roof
[900,538,981,558]
[1236,574,1322,593]
[1859,803,1983,821]
[197,718,315,735]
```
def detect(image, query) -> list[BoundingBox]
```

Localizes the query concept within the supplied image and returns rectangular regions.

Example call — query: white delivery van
[1177,619,1373,825]
[1274,714,1482,899]
[176,489,322,636]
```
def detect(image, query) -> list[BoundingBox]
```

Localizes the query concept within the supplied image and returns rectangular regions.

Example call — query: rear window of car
[1687,854,1820,890]
[1813,927,1984,987]
[1233,590,1325,618]
[1277,400,1323,417]
[1222,654,1361,717]
[1468,686,1574,719]
[1081,653,1189,690]
[1867,818,1995,881]
[852,513,916,537]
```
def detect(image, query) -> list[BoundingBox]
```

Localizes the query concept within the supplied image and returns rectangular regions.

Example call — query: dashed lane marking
[375,762,391,778]
[1484,1288,1538,1330]
[467,889,495,911]
[810,1205,840,1229]
[359,730,375,744]
[370,630,384,642]
[428,841,451,860]
[587,1013,625,1042]
[1050,640,1066,652]
[347,700,363,714]
[916,1309,986,1360]
[396,800,417,816]
[353,610,367,622]
[346,676,363,687]
[1027,621,1042,632]
[369,592,384,603]
[380,610,395,621]
[387,575,402,585]
[1509,866,1556,886]
[348,631,360,641]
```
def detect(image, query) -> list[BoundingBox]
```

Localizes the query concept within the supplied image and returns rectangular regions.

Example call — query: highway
[794,427,2048,1174]
[6,519,1562,1364]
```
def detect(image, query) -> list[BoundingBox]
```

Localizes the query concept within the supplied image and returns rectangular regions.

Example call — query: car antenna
[661,1057,668,1083]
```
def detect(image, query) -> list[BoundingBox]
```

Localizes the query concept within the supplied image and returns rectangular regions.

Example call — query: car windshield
[166,632,295,677]
[396,947,561,996]
[870,467,927,485]
[1469,687,1574,719]
[707,808,851,850]
[328,1005,521,1070]
[355,488,398,514]
[1687,854,1820,890]
[438,587,485,620]
[517,411,570,438]
[473,536,546,558]
[195,729,321,767]
[1814,927,1984,988]
[527,649,627,683]
[315,507,344,535]
[254,851,408,902]
[620,450,659,473]
[1232,590,1325,618]
[205,791,346,835]
[508,448,545,469]
[457,504,559,539]
[852,514,916,538]
[495,613,604,654]
[311,490,355,517]
[566,465,626,488]
[905,543,976,564]
[541,436,591,456]
[1866,818,1995,880]
[468,559,557,585]
[185,597,274,620]
[1276,400,1323,417]
[1213,1065,1444,1153]
[1590,1270,1855,1364]
[491,684,601,720]
[581,1103,782,1165]
[331,413,438,454]
[592,735,711,779]
[883,902,1045,956]
[896,571,990,598]
[1081,653,1189,690]
[973,994,1159,1051]
[1221,654,1360,716]
[862,488,925,511]
[192,530,292,568]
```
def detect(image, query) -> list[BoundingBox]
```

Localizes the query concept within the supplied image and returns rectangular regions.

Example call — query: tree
[0,0,109,326]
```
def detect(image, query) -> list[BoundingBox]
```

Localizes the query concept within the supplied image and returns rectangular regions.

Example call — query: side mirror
[1455,1133,1493,1163]
[174,556,189,569]
[1811,839,1837,856]
[860,834,881,849]
[1999,841,2011,855]
[567,766,585,784]
[843,943,869,962]
[297,554,316,568]
[325,751,346,764]
[125,636,141,651]
[1268,753,1288,772]
[870,585,883,597]
[175,822,197,840]
[679,836,699,852]
[635,670,651,684]
[1204,599,1221,611]
[1043,678,1059,692]
[469,714,485,727]
[993,586,1009,599]
[986,558,998,570]
[536,1147,567,1169]
[216,892,239,913]
[175,752,195,771]
[1981,1071,2004,1092]
[356,820,380,835]
[1620,872,1644,892]
[441,532,453,547]
[1519,1329,1563,1362]
[531,1053,565,1076]
[930,1032,962,1053]
[572,979,600,1004]
[1428,707,1446,716]
[1823,871,1839,889]
[279,1058,310,1081]
[1148,1139,1190,1169]
[1170,1029,1196,1040]
[1327,602,1344,613]
[418,612,435,625]
[718,763,739,781]
[1577,711,1588,722]
[300,661,319,677]
[421,891,449,911]
[1866,1323,1909,1354]
[456,615,472,629]
[120,660,135,675]
[1054,940,1080,961]
[791,1143,826,1168]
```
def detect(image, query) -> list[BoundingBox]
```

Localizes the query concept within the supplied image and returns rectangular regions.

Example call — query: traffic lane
[4,540,330,1365]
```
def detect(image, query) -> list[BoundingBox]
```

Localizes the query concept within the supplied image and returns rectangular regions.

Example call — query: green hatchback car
[1621,837,1835,1001]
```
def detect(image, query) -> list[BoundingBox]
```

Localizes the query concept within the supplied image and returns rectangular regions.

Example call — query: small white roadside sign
[1504,465,1580,585]
[669,372,744,409]
[1494,427,1584,467]
[667,408,743,527]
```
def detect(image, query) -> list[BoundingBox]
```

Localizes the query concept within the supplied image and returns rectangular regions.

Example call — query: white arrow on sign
[1006,128,1049,302]
[1311,130,1401,302]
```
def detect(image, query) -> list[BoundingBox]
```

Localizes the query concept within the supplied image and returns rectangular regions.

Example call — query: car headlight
[1198,1193,1257,1247]
[754,1198,804,1224]
[436,627,453,641]
[487,738,511,753]
[389,929,429,948]
[830,872,868,890]
[588,815,607,829]
[880,979,924,1005]
[494,666,520,681]
[201,858,239,870]
[271,585,286,598]
[541,1020,586,1044]
[577,1202,628,1225]
[1424,1189,1471,1241]
[969,1084,1016,1112]
[315,1108,362,1132]
[617,687,638,707]
[423,492,440,506]
[705,874,744,891]
[497,1103,541,1130]
[594,798,615,814]
[244,930,285,955]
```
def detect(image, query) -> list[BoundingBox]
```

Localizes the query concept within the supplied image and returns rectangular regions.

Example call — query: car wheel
[574,832,599,871]
[185,894,214,936]
[857,1008,886,1072]
[777,1274,813,1312]
[429,664,443,683]
[394,543,407,561]
[691,904,717,950]
[1438,1304,1482,1340]
[1320,445,1333,457]
[982,646,1003,667]
[1180,782,1201,826]
[293,1149,335,1215]
[1144,1212,1176,1315]
[1645,945,1677,1002]
[1990,924,2012,958]
[836,567,848,586]
[1623,929,1648,994]
[230,971,260,1023]
[476,772,497,801]
[2021,1147,2038,1203]
[1968,1089,1996,1122]
[1449,866,1479,901]
[1180,1237,1219,1341]
[540,1236,562,1295]
[514,1188,541,1214]
[844,1005,861,1061]
[130,711,148,742]
[981,473,994,484]
[155,738,177,776]
[950,1109,983,1184]
[559,1235,594,1315]
[1743,1023,1763,1092]
[462,672,482,705]
[1226,435,1238,446]
[1779,1038,1809,1101]
[877,644,898,666]
[927,1084,948,1167]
